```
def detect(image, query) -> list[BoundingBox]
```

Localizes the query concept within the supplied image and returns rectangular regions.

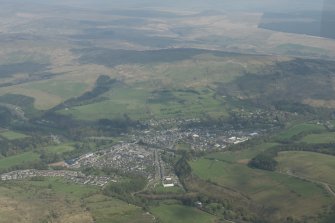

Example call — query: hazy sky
[3,0,326,12]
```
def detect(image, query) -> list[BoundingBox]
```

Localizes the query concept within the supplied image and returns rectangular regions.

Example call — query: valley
[0,1,335,223]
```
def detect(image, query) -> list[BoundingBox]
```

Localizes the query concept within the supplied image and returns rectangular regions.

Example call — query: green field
[276,151,335,186]
[59,85,226,121]
[46,144,75,154]
[85,194,153,223]
[151,184,185,194]
[205,142,279,163]
[0,151,40,171]
[28,177,98,197]
[275,123,326,141]
[149,58,247,87]
[300,132,335,144]
[150,204,217,223]
[30,178,152,223]
[190,155,332,219]
[0,130,28,140]
[25,80,88,100]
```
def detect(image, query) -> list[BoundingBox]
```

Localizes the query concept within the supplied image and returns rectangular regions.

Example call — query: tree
[175,157,191,178]
[248,153,277,171]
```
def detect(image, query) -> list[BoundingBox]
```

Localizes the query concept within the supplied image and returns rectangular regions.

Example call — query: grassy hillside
[276,151,335,186]
[59,84,226,121]
[190,148,333,220]
[275,123,326,142]
[151,204,217,223]
[0,178,153,223]
[301,132,335,144]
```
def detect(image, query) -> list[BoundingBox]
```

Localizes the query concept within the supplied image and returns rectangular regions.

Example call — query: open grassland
[275,123,326,141]
[0,179,94,223]
[46,144,75,154]
[0,53,260,112]
[59,84,227,121]
[205,142,279,163]
[190,153,332,219]
[300,132,335,144]
[150,204,217,223]
[27,177,99,198]
[0,79,89,110]
[145,57,248,87]
[276,151,335,186]
[84,194,153,223]
[0,86,63,110]
[0,130,28,140]
[0,151,40,171]
[0,178,153,223]
[25,80,88,100]
[151,184,185,194]
[59,84,151,120]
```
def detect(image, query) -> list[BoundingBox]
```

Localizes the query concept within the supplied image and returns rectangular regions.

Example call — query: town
[0,124,260,190]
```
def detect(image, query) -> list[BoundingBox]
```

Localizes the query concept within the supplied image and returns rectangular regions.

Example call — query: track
[277,170,335,199]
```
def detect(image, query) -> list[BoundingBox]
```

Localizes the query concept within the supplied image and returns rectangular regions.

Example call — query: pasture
[59,85,227,121]
[150,204,217,223]
[300,132,335,144]
[0,130,28,140]
[275,123,326,141]
[190,156,332,219]
[276,151,335,186]
[46,144,75,154]
[0,178,154,223]
[25,80,88,100]
[205,142,279,163]
[84,194,153,223]
[0,151,40,171]
[0,179,94,223]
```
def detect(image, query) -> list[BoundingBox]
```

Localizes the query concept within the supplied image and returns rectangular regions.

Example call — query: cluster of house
[0,169,113,187]
[131,127,258,151]
[68,143,155,179]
